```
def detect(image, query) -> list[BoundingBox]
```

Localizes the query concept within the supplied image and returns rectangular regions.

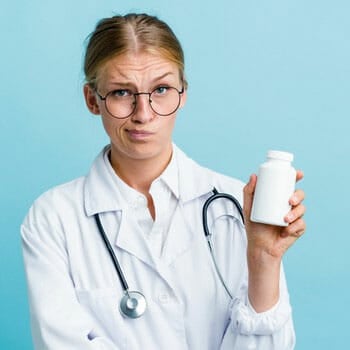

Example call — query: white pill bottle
[250,150,296,226]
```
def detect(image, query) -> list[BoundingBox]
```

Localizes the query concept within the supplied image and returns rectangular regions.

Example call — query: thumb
[243,174,257,220]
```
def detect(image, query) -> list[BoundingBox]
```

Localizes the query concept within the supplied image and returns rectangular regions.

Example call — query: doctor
[21,13,306,350]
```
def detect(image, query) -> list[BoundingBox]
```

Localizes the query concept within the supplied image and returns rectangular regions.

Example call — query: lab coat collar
[173,144,214,203]
[156,147,179,199]
[84,144,214,217]
[84,145,126,216]
[83,144,219,268]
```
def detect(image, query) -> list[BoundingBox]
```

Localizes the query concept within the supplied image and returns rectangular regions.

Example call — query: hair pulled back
[84,13,187,89]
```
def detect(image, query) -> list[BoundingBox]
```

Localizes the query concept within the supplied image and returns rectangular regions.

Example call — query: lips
[126,129,155,140]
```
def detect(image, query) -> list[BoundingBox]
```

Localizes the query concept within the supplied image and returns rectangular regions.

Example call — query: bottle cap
[267,150,294,162]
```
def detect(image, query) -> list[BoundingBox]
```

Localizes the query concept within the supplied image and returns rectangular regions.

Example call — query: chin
[116,142,172,162]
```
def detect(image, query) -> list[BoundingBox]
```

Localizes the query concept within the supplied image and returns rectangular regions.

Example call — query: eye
[153,86,169,95]
[110,89,132,98]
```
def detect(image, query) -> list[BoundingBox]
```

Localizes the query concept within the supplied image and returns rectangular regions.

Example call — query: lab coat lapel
[114,208,156,269]
[161,202,197,266]
[107,145,218,269]
[159,146,215,266]
[114,204,198,269]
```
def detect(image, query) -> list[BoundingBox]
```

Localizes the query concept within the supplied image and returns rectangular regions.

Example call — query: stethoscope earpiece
[120,291,147,318]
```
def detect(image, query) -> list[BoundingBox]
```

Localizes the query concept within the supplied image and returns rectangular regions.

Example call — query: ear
[179,88,187,108]
[83,84,100,115]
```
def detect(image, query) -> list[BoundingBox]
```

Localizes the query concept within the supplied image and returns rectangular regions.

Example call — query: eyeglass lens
[104,87,182,119]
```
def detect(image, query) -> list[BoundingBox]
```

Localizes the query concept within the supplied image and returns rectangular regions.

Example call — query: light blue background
[1,1,349,349]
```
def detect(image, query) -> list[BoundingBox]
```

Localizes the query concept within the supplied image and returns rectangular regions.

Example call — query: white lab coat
[21,145,295,350]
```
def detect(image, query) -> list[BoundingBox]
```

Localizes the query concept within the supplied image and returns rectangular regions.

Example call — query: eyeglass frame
[95,86,185,119]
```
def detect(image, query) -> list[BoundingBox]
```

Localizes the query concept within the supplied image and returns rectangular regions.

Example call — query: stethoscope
[94,187,244,319]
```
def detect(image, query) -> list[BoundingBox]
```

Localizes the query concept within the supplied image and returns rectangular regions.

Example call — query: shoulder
[22,177,86,230]
[22,148,108,229]
[174,145,245,204]
[37,177,85,206]
[206,168,245,203]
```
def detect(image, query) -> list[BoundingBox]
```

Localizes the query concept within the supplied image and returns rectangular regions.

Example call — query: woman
[21,13,306,349]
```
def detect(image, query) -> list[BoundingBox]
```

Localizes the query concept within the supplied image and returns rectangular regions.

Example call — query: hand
[244,171,306,311]
[243,170,306,260]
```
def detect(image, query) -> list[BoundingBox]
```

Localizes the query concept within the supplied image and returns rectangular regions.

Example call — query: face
[84,52,186,166]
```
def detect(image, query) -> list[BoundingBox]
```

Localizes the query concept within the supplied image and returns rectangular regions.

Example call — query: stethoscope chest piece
[95,187,243,319]
[120,291,147,319]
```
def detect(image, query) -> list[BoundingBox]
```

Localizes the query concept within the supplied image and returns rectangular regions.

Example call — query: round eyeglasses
[96,86,184,119]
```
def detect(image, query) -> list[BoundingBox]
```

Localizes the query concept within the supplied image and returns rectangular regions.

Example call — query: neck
[109,145,173,195]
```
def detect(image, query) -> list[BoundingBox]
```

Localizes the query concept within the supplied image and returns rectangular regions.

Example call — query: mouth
[126,129,155,140]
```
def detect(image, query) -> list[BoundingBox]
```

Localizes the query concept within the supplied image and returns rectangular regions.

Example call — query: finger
[280,228,306,240]
[243,174,257,218]
[290,229,306,238]
[284,203,306,224]
[281,218,306,238]
[289,189,305,206]
[296,170,304,182]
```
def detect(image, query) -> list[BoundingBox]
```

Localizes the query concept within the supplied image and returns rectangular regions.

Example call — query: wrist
[247,246,282,268]
[247,248,282,312]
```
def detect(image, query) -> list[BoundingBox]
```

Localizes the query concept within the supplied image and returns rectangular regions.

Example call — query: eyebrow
[151,72,176,82]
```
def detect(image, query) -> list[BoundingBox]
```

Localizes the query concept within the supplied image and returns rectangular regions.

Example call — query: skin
[244,173,306,311]
[84,51,306,313]
[84,52,186,218]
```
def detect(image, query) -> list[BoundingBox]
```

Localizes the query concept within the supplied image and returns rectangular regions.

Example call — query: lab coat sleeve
[220,265,296,350]
[21,218,119,350]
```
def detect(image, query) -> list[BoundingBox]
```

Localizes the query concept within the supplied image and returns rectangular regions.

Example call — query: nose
[130,93,155,123]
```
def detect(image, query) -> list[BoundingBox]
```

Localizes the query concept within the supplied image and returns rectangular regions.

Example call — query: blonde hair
[84,13,187,89]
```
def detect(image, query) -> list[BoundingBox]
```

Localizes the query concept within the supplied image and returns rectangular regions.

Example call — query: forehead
[96,52,180,84]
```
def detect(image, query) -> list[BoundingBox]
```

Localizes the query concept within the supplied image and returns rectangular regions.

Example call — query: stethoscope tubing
[202,187,244,300]
[94,213,147,318]
[94,213,129,291]
[202,187,244,237]
[94,187,244,318]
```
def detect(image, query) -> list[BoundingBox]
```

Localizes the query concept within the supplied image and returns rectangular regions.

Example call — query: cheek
[165,116,177,134]
[101,117,126,142]
[159,117,176,141]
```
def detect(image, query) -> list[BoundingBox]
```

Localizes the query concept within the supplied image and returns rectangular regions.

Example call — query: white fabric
[21,145,295,350]
[102,150,178,258]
